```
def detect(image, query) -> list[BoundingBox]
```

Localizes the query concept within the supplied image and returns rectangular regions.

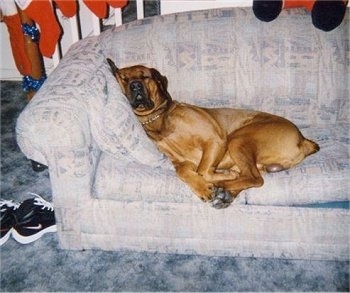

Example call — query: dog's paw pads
[210,187,233,209]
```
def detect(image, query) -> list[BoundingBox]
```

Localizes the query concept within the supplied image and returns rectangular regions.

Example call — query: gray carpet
[1,79,349,291]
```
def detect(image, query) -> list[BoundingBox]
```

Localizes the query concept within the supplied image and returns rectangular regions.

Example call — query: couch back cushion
[101,7,349,127]
[85,62,172,167]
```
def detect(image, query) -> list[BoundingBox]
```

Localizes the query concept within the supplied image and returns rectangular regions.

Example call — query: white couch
[16,7,349,260]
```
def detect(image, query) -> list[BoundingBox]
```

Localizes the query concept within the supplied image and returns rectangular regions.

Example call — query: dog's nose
[130,81,142,92]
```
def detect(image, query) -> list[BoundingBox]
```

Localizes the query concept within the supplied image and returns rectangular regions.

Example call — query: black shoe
[12,194,57,244]
[31,160,48,172]
[0,199,20,246]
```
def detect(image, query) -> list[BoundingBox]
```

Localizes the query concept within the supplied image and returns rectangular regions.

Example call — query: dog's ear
[151,68,168,89]
[106,58,119,76]
[151,68,172,102]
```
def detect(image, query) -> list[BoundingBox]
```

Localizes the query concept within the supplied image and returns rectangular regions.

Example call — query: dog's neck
[138,100,175,126]
[141,109,164,125]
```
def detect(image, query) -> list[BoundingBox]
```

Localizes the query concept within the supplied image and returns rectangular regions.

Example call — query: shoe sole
[0,229,12,246]
[12,225,57,244]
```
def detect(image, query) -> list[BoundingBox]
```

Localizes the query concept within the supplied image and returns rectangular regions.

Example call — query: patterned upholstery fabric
[16,7,349,260]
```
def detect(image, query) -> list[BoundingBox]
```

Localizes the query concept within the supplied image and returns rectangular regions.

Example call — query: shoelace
[0,200,20,212]
[27,193,54,212]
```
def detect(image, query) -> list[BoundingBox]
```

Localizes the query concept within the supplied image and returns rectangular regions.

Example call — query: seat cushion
[93,156,194,203]
[93,124,349,206]
[245,124,349,205]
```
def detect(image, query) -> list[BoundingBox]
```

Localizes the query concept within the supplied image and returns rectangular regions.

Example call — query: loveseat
[16,7,349,260]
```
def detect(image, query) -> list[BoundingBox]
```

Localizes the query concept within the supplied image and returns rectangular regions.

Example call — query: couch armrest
[47,143,100,249]
[15,35,111,249]
[16,88,102,250]
[16,34,106,163]
[16,100,100,243]
[16,103,90,161]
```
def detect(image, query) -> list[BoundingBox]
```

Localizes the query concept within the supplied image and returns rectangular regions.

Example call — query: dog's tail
[300,138,320,157]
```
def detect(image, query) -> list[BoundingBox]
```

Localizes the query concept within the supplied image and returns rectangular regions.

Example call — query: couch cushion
[100,7,349,127]
[245,124,349,206]
[84,62,172,168]
[94,124,349,206]
[93,154,193,203]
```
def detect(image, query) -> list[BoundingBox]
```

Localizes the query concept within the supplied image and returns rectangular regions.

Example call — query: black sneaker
[0,200,20,246]
[12,194,57,244]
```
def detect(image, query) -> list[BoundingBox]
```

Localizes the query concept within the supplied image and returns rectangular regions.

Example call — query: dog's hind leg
[218,138,264,198]
[197,141,239,183]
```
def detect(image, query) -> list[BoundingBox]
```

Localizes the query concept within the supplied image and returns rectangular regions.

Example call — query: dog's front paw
[192,179,215,202]
[210,187,233,209]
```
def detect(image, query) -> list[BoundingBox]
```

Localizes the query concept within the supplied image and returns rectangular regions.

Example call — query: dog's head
[107,58,171,116]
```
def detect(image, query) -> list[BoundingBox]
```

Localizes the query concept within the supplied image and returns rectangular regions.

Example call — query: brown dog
[107,59,320,208]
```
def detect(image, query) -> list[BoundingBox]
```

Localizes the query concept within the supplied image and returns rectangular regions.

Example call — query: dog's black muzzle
[129,80,154,110]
